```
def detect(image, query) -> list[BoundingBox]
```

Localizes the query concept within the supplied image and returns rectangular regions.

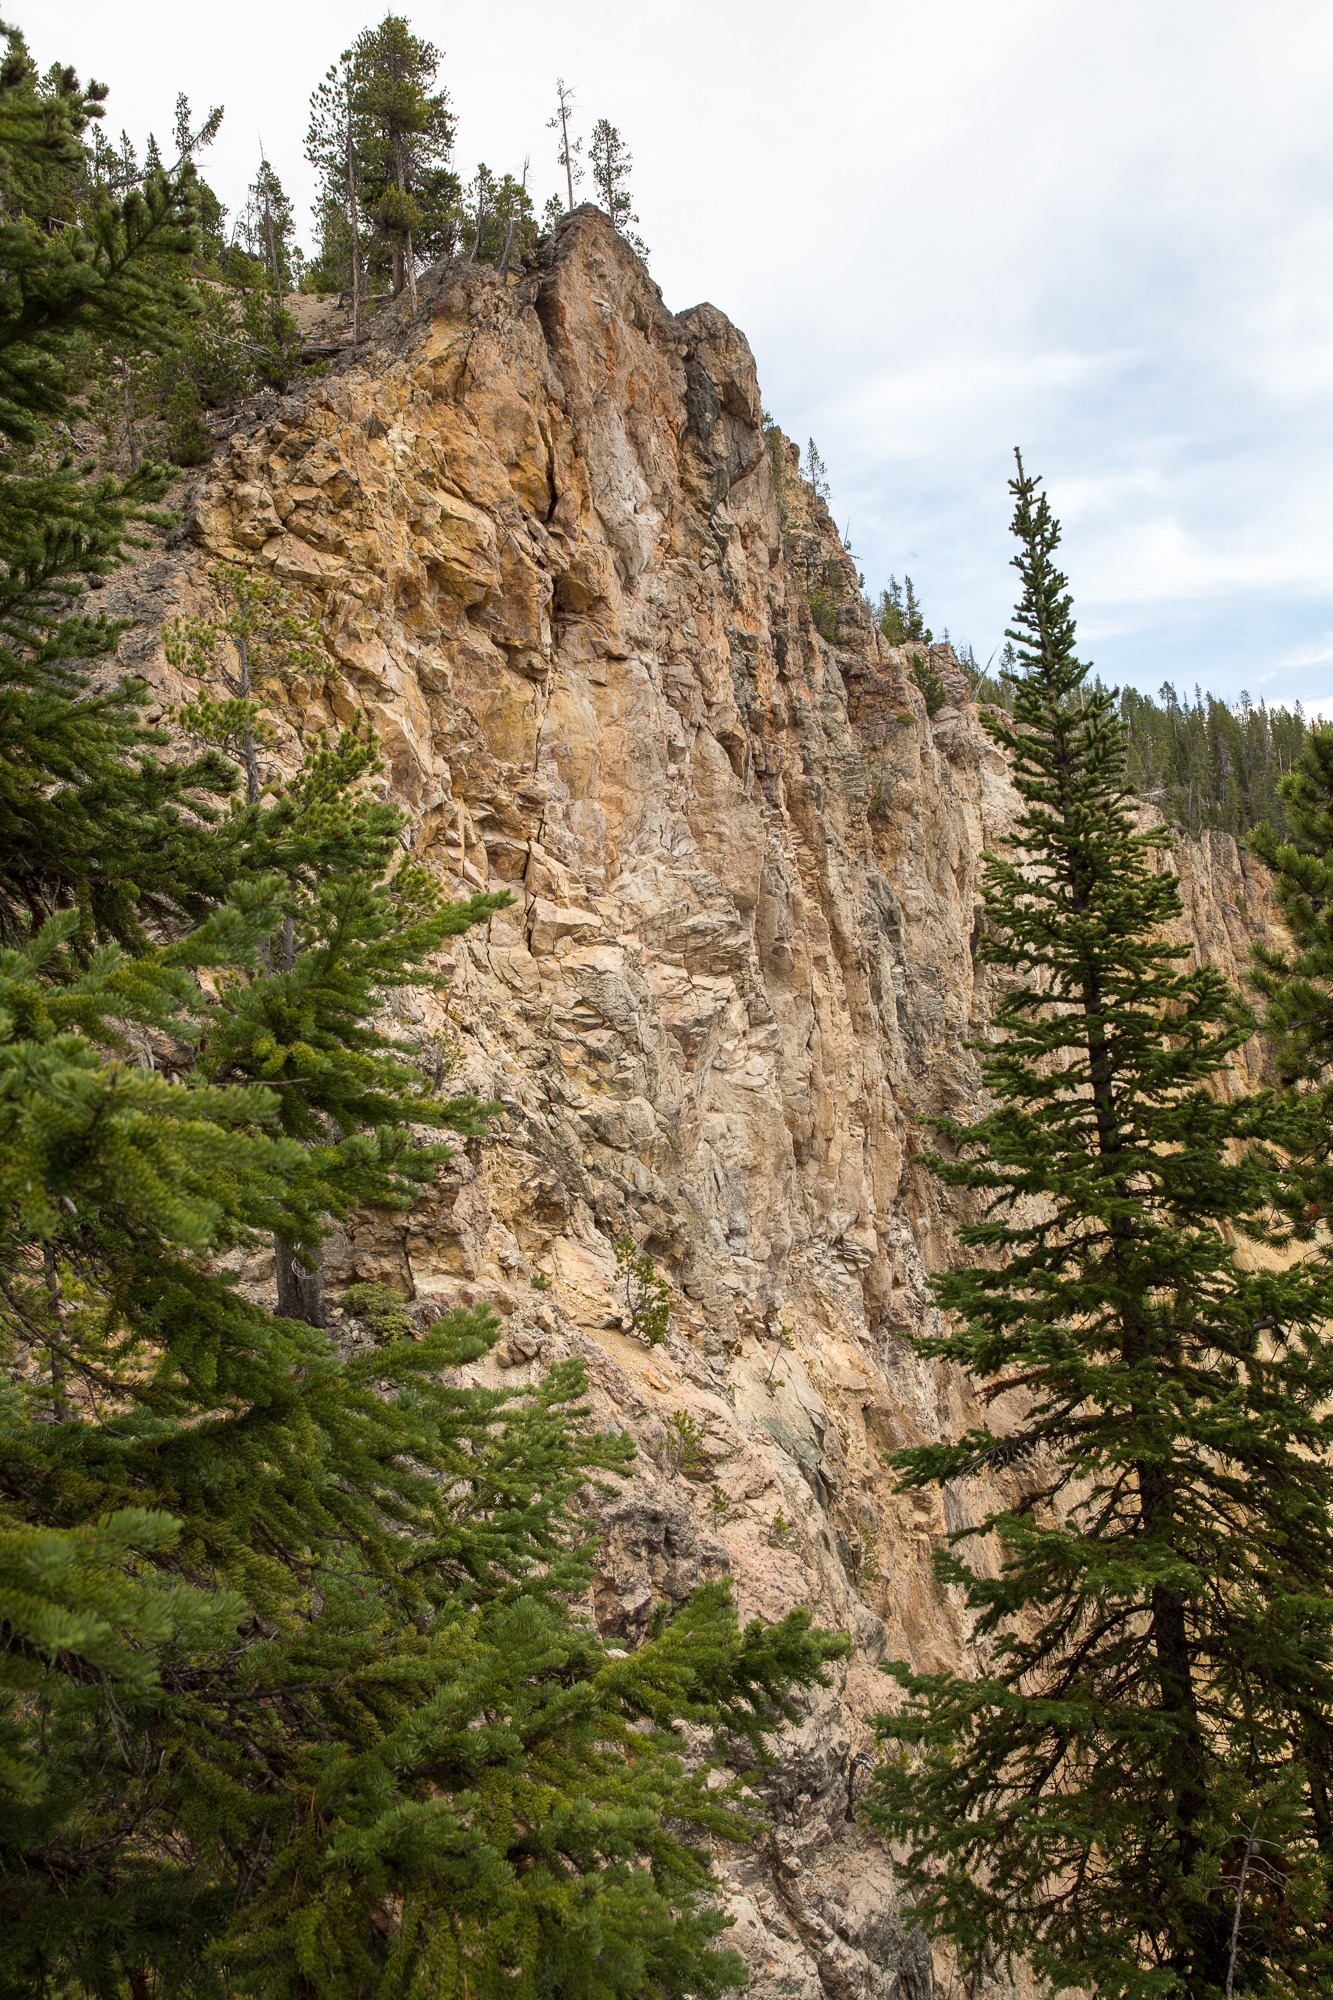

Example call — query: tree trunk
[1065,792,1227,1989]
[346,82,361,339]
[275,1237,325,1327]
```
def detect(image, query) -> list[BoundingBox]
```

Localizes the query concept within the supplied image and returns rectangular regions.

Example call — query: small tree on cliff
[589,116,646,255]
[866,454,1333,2000]
[547,75,583,211]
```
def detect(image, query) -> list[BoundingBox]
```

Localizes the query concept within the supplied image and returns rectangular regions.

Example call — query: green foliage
[876,574,932,645]
[238,154,300,294]
[340,1279,415,1341]
[866,453,1333,2000]
[614,1230,671,1346]
[349,13,458,296]
[806,587,838,642]
[238,279,304,389]
[0,26,848,1994]
[307,54,366,318]
[1118,680,1307,840]
[0,26,237,944]
[460,162,537,267]
[167,562,327,802]
[908,647,946,716]
[661,1410,711,1479]
[762,409,791,531]
[589,117,646,256]
[159,370,213,463]
[934,639,1309,841]
[1250,723,1333,1233]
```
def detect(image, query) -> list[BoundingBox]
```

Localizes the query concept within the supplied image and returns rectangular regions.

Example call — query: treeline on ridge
[26,11,644,473]
[870,576,1311,842]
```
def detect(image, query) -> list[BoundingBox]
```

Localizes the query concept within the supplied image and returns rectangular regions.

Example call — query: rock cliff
[122,208,1285,2000]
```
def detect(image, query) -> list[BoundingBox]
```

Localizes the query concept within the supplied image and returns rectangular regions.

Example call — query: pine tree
[588,117,646,254]
[0,27,849,1994]
[167,563,327,805]
[238,154,298,294]
[0,27,236,943]
[350,13,457,310]
[865,454,1333,2000]
[460,161,535,267]
[307,52,365,331]
[1250,725,1333,1221]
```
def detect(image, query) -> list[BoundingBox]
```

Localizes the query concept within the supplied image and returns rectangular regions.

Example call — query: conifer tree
[460,161,535,267]
[307,52,365,331]
[0,27,235,942]
[168,569,505,1321]
[0,28,848,1996]
[1250,724,1333,1220]
[350,13,456,309]
[238,153,298,294]
[589,117,646,254]
[168,563,326,805]
[866,454,1333,2000]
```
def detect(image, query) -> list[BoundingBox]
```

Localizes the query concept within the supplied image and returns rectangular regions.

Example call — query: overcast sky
[32,0,1333,708]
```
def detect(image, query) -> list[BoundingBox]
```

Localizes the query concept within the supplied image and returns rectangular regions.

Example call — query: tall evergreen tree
[866,455,1333,2000]
[349,14,457,309]
[1250,724,1333,1218]
[0,26,234,942]
[0,28,847,1994]
[237,153,299,295]
[307,52,365,331]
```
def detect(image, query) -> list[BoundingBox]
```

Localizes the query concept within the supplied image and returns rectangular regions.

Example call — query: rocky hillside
[118,207,1285,2000]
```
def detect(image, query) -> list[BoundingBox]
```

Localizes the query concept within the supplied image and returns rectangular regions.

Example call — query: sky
[30,0,1333,709]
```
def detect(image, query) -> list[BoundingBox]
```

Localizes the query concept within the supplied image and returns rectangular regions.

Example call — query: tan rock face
[133,208,1284,2000]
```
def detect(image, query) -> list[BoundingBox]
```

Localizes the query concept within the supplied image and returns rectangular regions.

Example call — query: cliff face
[136,209,1284,2000]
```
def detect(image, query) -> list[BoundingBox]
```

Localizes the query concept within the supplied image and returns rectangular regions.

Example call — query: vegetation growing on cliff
[0,27,841,1998]
[869,455,1333,2000]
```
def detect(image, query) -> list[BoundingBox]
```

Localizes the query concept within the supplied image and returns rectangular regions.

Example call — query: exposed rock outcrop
[120,208,1284,2000]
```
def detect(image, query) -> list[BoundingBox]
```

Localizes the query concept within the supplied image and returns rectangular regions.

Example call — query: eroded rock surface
[122,208,1284,2000]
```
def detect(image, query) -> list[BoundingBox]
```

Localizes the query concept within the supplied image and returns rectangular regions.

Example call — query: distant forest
[873,586,1309,844]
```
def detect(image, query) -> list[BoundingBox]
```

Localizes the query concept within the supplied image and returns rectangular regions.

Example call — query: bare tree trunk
[275,1237,325,1327]
[346,91,361,339]
[405,228,418,314]
[119,359,138,469]
[44,1245,67,1422]
[560,94,575,209]
[1225,1812,1262,2000]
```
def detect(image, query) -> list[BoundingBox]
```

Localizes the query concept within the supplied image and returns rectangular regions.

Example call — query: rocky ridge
[119,208,1285,2000]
